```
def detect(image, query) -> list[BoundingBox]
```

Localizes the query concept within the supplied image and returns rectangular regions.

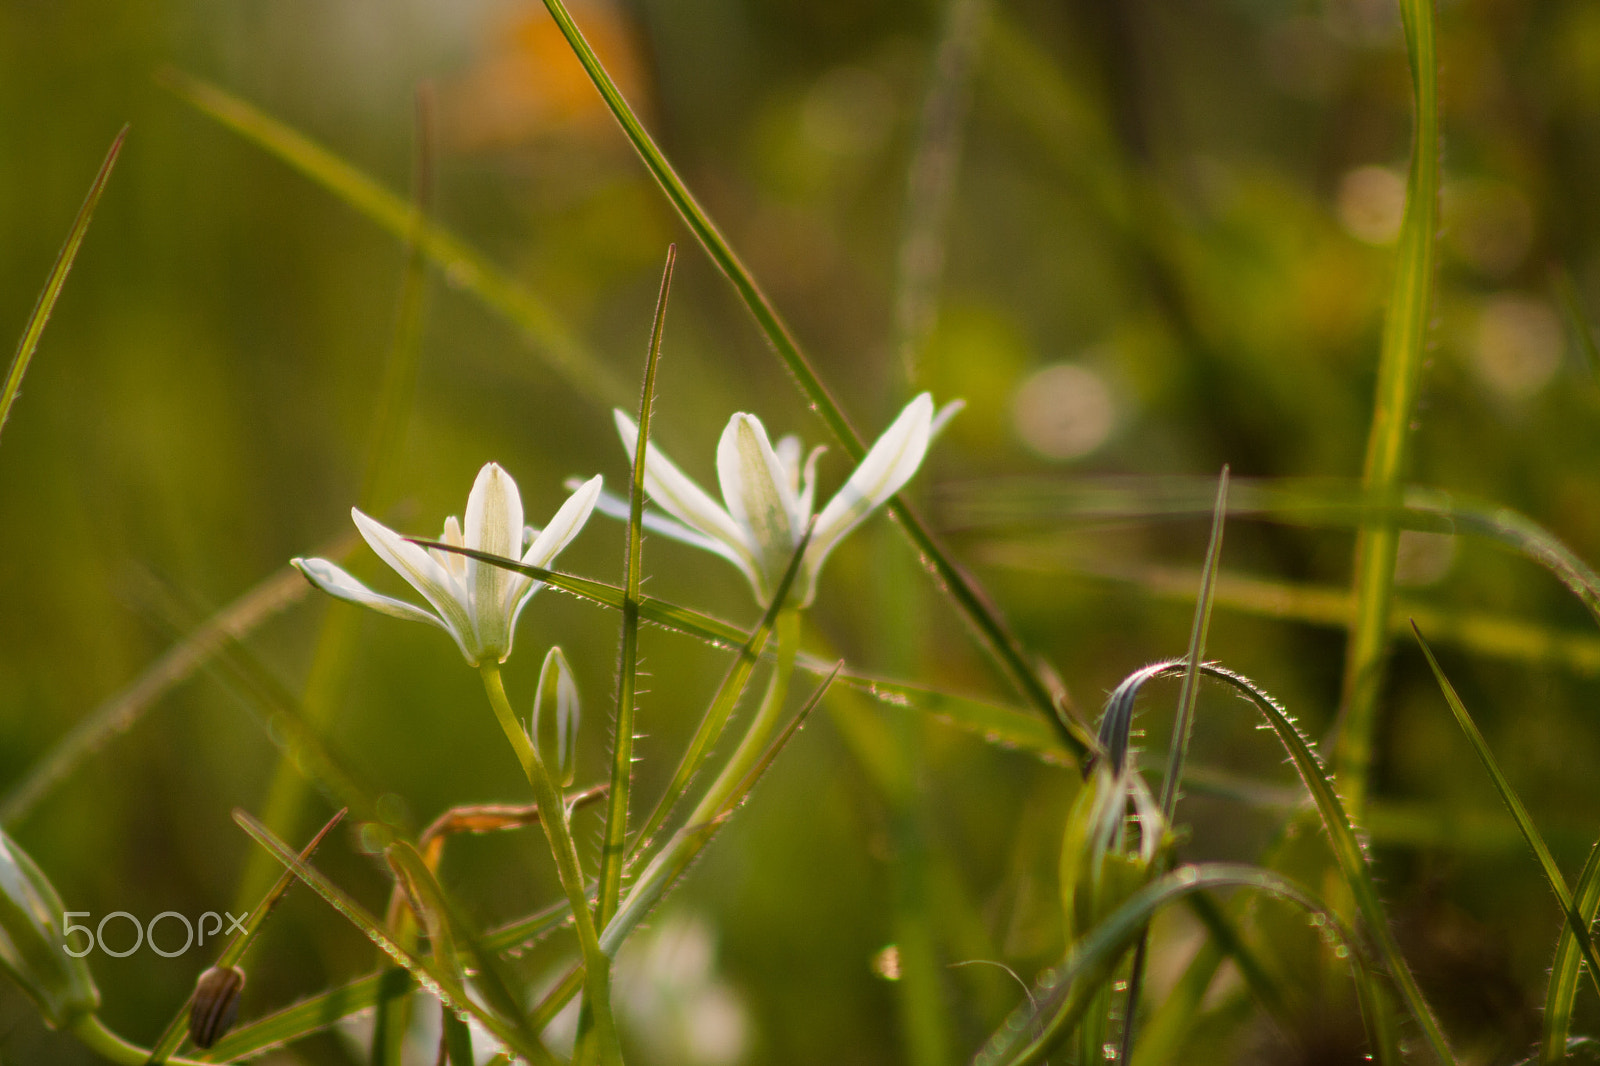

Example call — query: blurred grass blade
[634,519,815,855]
[206,897,574,1061]
[602,662,839,954]
[534,0,1082,761]
[1335,0,1440,820]
[1,562,311,826]
[1,125,126,446]
[597,245,673,930]
[1411,625,1600,994]
[973,864,1360,1066]
[1553,265,1600,384]
[242,88,441,916]
[146,810,347,1064]
[231,811,553,1066]
[979,547,1600,678]
[950,474,1600,632]
[1542,842,1600,1063]
[157,69,629,406]
[1122,468,1228,1063]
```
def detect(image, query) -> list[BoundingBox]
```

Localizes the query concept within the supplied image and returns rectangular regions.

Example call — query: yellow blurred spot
[1474,295,1565,401]
[1336,165,1405,245]
[442,1,646,151]
[1013,362,1116,461]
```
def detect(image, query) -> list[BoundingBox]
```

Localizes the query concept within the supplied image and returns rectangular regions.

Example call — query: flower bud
[533,646,581,786]
[189,965,246,1049]
[0,827,99,1028]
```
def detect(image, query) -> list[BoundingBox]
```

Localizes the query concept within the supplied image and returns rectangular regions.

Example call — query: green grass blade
[533,0,1082,761]
[973,864,1363,1066]
[146,810,347,1063]
[1410,625,1600,995]
[1,125,126,445]
[601,662,839,955]
[0,561,312,826]
[1335,0,1441,820]
[1162,467,1228,816]
[1543,842,1600,1063]
[231,811,551,1066]
[596,246,673,932]
[1121,469,1228,1063]
[156,69,629,406]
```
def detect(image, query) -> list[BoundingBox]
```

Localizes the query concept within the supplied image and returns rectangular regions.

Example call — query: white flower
[601,393,961,607]
[292,463,603,666]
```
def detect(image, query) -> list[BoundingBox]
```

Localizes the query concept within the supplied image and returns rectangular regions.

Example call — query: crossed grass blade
[145,810,347,1064]
[204,897,576,1061]
[231,811,553,1066]
[1,125,126,445]
[1543,842,1600,1064]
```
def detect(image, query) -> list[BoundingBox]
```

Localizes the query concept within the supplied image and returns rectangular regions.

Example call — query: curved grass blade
[597,246,673,931]
[231,811,552,1066]
[1336,0,1441,820]
[1543,842,1600,1063]
[146,810,347,1063]
[1,126,126,445]
[156,69,628,405]
[1411,625,1600,997]
[533,0,1081,761]
[1,561,312,826]
[1191,662,1454,1064]
[972,864,1364,1066]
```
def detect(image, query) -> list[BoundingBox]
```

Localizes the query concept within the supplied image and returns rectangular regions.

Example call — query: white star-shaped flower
[600,393,961,607]
[293,463,603,665]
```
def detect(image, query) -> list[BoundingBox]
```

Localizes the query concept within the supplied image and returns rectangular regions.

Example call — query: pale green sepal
[0,827,99,1029]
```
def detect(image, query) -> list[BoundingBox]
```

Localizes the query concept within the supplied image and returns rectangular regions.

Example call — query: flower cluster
[293,394,958,662]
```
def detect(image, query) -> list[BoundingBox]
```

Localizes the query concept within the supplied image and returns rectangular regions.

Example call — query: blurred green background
[4,0,1600,1062]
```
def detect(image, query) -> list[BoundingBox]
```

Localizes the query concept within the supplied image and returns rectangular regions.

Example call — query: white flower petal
[797,445,827,522]
[428,515,469,584]
[613,409,753,559]
[585,483,763,580]
[525,474,603,569]
[809,393,935,572]
[351,508,479,658]
[774,434,803,495]
[291,557,448,630]
[716,413,802,576]
[930,398,966,440]
[464,463,525,657]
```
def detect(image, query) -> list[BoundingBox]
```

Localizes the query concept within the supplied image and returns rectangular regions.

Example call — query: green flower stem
[69,1014,211,1066]
[685,611,800,828]
[478,663,622,1066]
